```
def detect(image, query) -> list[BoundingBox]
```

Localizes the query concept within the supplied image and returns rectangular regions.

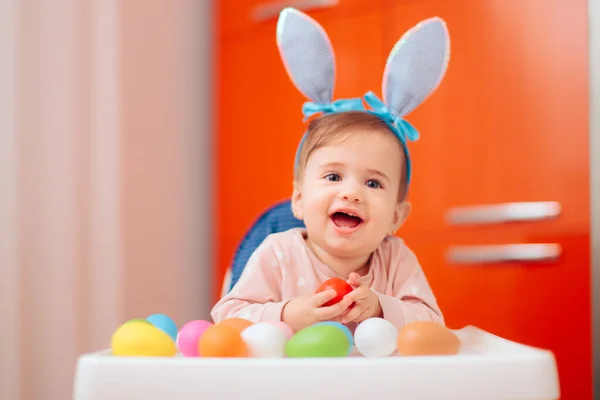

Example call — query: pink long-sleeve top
[211,228,444,331]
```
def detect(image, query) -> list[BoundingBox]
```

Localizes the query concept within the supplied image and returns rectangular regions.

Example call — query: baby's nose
[339,186,362,203]
[342,193,360,202]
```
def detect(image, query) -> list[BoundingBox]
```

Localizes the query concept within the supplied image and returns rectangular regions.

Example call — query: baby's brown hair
[294,111,409,200]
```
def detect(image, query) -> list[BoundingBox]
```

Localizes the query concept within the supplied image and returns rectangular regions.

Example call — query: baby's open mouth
[330,211,363,228]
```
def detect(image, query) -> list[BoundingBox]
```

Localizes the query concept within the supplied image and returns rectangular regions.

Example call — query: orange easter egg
[397,321,460,356]
[218,317,254,333]
[198,324,248,357]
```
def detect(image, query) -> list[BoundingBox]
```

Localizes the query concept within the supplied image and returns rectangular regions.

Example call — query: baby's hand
[282,290,353,332]
[339,272,382,324]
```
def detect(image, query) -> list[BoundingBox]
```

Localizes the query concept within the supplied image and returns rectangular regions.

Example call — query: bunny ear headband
[276,7,450,195]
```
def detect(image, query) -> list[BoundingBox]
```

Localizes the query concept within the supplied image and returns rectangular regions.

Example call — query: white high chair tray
[73,325,560,400]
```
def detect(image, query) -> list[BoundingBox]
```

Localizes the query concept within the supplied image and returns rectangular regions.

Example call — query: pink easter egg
[266,320,294,340]
[177,319,213,357]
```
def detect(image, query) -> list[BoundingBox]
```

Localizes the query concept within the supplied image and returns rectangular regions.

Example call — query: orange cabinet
[215,1,591,398]
[379,0,591,398]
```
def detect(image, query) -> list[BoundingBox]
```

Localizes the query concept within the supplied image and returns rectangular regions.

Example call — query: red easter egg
[315,277,354,307]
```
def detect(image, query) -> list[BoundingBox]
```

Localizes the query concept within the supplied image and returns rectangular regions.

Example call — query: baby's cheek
[370,198,395,219]
[305,197,328,219]
[368,205,397,235]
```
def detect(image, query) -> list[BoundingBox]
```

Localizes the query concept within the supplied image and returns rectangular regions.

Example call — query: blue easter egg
[146,313,178,341]
[315,321,354,350]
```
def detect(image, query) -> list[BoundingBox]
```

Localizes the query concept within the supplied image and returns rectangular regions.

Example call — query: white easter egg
[354,317,398,357]
[240,322,287,357]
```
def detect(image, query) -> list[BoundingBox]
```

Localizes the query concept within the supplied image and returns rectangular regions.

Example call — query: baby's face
[293,129,409,262]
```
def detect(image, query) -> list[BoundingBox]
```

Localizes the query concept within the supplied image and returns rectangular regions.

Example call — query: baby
[211,9,451,334]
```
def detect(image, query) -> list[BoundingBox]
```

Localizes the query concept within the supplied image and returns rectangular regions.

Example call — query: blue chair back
[228,199,305,292]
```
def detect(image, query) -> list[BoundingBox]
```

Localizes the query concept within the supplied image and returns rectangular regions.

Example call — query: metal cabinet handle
[446,244,561,264]
[446,201,561,226]
[251,0,339,22]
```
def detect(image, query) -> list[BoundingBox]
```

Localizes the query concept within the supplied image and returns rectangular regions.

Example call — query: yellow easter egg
[111,319,176,357]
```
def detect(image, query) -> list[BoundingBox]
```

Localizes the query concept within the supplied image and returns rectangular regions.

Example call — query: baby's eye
[366,179,382,189]
[325,173,341,182]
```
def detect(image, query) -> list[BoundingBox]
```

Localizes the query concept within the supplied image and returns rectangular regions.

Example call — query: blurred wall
[0,1,214,399]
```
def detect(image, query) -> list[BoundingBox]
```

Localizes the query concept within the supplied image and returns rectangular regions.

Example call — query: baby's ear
[291,181,303,220]
[392,201,412,233]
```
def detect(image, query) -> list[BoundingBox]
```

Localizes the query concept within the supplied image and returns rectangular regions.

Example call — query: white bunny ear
[276,8,336,103]
[382,17,450,117]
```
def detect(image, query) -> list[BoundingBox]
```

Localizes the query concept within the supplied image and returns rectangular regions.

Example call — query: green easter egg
[285,324,350,358]
[111,320,176,357]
